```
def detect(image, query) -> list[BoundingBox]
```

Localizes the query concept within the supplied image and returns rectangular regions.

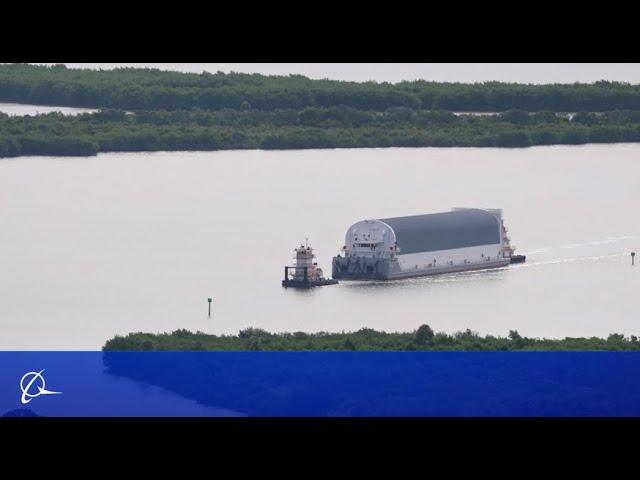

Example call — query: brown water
[1,144,639,349]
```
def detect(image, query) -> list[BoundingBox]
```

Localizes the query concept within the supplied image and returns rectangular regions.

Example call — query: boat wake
[339,235,638,289]
[510,252,630,270]
[526,235,638,254]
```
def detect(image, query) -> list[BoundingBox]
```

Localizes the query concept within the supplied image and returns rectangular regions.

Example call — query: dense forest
[3,64,640,157]
[3,64,640,112]
[3,107,640,157]
[103,325,640,351]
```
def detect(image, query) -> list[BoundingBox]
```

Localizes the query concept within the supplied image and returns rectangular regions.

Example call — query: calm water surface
[0,102,96,116]
[1,145,639,349]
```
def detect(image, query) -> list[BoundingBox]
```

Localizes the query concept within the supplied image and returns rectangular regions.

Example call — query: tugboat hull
[282,278,339,288]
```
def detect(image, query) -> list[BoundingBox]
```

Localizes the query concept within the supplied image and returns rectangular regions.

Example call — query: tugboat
[282,241,339,288]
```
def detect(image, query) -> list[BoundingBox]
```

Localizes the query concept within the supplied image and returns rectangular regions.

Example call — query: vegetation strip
[3,107,640,157]
[3,65,640,157]
[3,64,640,112]
[103,326,640,351]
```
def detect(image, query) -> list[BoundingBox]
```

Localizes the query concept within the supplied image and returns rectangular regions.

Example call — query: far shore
[103,326,640,352]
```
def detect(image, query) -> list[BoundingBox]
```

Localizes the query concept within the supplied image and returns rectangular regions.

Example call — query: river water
[1,144,639,349]
[0,102,96,116]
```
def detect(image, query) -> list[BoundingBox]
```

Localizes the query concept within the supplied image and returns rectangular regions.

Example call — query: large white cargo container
[332,208,519,280]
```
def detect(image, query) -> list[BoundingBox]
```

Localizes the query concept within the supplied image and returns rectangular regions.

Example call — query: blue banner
[1,352,639,417]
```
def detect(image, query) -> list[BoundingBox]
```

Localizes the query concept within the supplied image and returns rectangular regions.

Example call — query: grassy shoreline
[103,326,640,352]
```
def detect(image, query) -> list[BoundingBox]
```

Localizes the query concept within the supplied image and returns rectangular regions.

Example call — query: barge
[332,208,525,280]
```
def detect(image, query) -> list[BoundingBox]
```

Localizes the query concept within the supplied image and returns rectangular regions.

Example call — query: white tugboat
[282,240,339,288]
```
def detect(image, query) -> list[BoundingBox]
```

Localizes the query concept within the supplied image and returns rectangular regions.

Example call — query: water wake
[526,235,638,254]
[511,252,629,270]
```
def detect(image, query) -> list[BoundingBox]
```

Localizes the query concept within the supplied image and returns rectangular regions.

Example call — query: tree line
[3,64,640,112]
[103,325,640,351]
[3,107,640,157]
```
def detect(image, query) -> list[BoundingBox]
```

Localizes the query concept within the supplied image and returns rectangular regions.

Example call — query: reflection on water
[341,268,509,292]
[0,144,639,349]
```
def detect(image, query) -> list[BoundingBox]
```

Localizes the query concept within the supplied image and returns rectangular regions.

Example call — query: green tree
[416,324,435,346]
[607,333,626,343]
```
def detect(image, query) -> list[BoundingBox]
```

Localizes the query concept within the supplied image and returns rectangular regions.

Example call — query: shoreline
[103,326,640,352]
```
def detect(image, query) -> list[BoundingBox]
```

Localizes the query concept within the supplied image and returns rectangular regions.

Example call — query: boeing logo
[20,369,62,405]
